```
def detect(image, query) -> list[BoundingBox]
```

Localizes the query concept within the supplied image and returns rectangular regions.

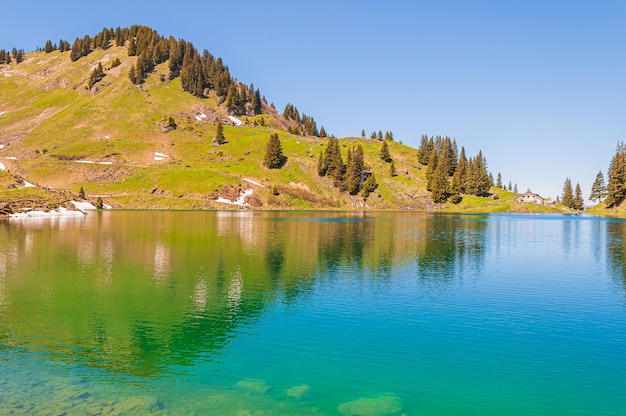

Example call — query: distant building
[515,189,544,205]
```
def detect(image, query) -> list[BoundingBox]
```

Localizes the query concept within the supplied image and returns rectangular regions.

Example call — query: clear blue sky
[2,0,625,201]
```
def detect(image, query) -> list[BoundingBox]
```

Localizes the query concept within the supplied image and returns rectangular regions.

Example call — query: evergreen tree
[370,131,377,139]
[317,150,326,176]
[361,129,366,138]
[325,137,344,187]
[589,171,607,203]
[346,146,364,195]
[319,126,327,138]
[496,172,503,188]
[263,133,285,169]
[562,178,575,208]
[362,174,378,200]
[96,197,104,209]
[79,187,86,200]
[44,40,54,53]
[377,130,383,140]
[514,184,518,193]
[605,142,626,207]
[441,138,457,176]
[389,160,396,177]
[574,183,584,211]
[215,122,225,145]
[379,141,391,162]
[431,157,450,203]
[425,147,438,191]
[128,37,137,56]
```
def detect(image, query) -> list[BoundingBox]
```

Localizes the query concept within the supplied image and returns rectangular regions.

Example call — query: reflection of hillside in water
[0,211,488,376]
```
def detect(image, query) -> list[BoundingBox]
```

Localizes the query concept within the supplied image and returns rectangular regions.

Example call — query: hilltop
[0,26,564,214]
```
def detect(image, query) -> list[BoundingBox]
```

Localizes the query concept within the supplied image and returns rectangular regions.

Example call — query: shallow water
[1,211,625,415]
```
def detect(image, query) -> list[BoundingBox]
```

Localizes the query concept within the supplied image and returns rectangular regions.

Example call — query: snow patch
[216,188,253,206]
[228,116,243,126]
[71,200,97,211]
[10,207,86,219]
[0,111,6,116]
[0,162,5,171]
[154,152,169,158]
[76,160,95,164]
[23,180,35,188]
[194,115,202,121]
[6,157,17,160]
[0,144,5,149]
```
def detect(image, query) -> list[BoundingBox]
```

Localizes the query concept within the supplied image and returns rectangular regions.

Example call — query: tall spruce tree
[425,147,438,191]
[496,172,503,189]
[346,146,364,195]
[215,122,225,145]
[431,157,450,203]
[574,183,584,211]
[562,178,575,208]
[379,141,391,162]
[605,142,626,207]
[263,133,285,169]
[589,171,607,203]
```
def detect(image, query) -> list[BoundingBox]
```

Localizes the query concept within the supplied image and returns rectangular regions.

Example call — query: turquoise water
[0,211,625,415]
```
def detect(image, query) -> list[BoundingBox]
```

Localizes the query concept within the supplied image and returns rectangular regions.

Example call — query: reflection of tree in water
[605,221,626,301]
[415,216,487,287]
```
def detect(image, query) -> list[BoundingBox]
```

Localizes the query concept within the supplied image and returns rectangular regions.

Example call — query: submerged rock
[235,379,271,395]
[337,394,403,416]
[286,384,311,400]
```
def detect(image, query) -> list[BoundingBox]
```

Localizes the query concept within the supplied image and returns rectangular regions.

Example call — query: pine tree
[362,174,378,200]
[496,172,503,188]
[361,129,366,138]
[431,157,450,203]
[263,133,285,169]
[379,141,391,162]
[346,146,364,195]
[589,171,607,203]
[79,187,86,200]
[317,150,326,176]
[319,126,327,138]
[389,160,396,177]
[44,40,53,53]
[425,147,438,191]
[215,122,225,145]
[562,178,575,208]
[96,197,104,209]
[325,137,344,187]
[605,142,626,207]
[514,184,518,193]
[574,183,584,211]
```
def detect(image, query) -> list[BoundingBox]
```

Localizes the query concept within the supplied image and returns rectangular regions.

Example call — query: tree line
[317,137,378,199]
[0,48,25,64]
[283,103,322,137]
[63,26,267,117]
[418,135,492,203]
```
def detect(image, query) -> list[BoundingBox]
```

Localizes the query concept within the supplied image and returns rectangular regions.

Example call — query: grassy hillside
[0,33,564,214]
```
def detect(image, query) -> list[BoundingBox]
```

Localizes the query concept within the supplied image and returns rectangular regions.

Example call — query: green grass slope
[1,41,563,213]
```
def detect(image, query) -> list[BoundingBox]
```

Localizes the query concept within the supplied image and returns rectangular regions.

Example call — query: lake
[1,211,625,415]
